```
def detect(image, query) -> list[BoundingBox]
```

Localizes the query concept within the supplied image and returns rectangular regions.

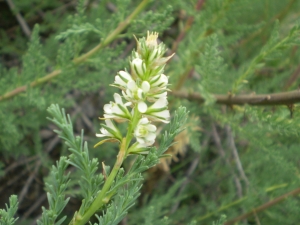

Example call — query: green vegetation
[1,0,300,224]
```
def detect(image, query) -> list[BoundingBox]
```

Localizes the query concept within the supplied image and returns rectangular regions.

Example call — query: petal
[136,137,145,144]
[127,80,137,90]
[146,124,157,132]
[113,93,123,104]
[146,133,156,141]
[141,81,150,92]
[124,102,132,107]
[146,139,155,146]
[138,101,148,113]
[118,70,132,81]
[153,109,170,118]
[139,117,149,125]
[137,89,144,99]
[149,97,168,110]
[135,129,142,137]
[103,114,115,119]
[114,76,126,87]
[103,104,113,114]
[96,133,107,137]
[132,58,144,75]
[105,119,114,129]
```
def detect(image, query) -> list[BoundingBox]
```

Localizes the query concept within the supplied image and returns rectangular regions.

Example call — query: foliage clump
[1,0,300,225]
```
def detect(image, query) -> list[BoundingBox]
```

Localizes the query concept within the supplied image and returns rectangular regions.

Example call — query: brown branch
[171,0,206,54]
[224,187,300,225]
[171,89,300,106]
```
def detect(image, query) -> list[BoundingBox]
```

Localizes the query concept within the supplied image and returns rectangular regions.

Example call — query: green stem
[69,106,141,225]
[70,138,127,225]
[125,106,141,153]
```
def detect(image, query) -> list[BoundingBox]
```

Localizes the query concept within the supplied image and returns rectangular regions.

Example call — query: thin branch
[5,0,31,37]
[171,0,206,53]
[170,154,200,213]
[171,89,300,106]
[211,124,243,198]
[225,125,250,190]
[22,193,47,220]
[224,187,300,225]
[253,210,262,225]
[0,0,150,102]
[18,160,42,204]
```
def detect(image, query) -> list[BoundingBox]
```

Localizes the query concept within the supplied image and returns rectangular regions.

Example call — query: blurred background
[1,0,300,224]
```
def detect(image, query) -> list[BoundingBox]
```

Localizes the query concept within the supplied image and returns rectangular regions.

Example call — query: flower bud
[150,74,168,90]
[113,71,133,89]
[96,119,122,140]
[131,58,146,79]
[144,97,170,123]
[104,93,132,122]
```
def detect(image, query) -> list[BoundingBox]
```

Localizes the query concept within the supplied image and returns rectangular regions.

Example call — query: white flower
[122,80,150,113]
[113,71,133,89]
[131,58,146,79]
[144,97,170,123]
[134,118,157,147]
[104,93,132,122]
[96,119,122,140]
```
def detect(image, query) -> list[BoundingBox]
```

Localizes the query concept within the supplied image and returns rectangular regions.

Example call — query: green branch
[0,0,150,102]
[70,138,127,225]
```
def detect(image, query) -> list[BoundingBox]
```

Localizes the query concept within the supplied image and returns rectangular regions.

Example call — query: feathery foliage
[1,0,300,225]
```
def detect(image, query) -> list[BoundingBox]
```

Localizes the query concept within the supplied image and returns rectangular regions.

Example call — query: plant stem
[70,105,141,225]
[125,106,140,153]
[70,138,127,225]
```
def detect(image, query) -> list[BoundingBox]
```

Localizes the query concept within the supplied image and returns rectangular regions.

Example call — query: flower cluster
[96,31,174,153]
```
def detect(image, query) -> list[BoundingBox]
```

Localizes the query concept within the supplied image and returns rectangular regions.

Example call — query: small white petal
[124,102,132,107]
[137,89,144,99]
[105,119,113,127]
[127,80,137,90]
[137,137,145,144]
[139,117,149,124]
[146,133,156,141]
[146,124,157,132]
[153,109,170,118]
[118,71,132,81]
[138,101,148,113]
[113,93,123,104]
[104,103,113,114]
[114,76,126,87]
[149,97,168,109]
[141,81,150,92]
[132,58,144,76]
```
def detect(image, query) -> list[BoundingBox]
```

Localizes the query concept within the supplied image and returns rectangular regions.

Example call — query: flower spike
[96,31,173,152]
